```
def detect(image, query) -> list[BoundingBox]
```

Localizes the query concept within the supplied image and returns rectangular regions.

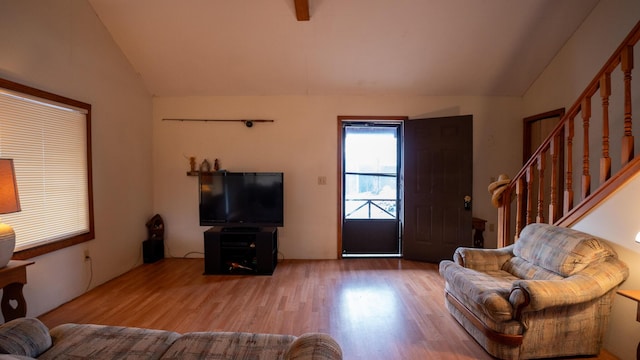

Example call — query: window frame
[342,122,401,220]
[0,77,94,259]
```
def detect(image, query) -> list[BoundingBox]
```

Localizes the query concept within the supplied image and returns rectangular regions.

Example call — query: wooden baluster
[515,177,524,241]
[549,134,559,223]
[497,187,510,247]
[564,118,574,214]
[621,45,634,165]
[600,72,612,184]
[536,153,545,223]
[526,165,534,225]
[582,97,591,199]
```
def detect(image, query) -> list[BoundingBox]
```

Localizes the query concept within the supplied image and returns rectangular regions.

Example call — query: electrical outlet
[318,176,327,185]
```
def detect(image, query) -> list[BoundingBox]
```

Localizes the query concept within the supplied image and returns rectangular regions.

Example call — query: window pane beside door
[344,126,398,220]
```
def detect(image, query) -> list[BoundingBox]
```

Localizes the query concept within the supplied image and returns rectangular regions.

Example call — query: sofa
[439,223,628,359]
[0,317,342,360]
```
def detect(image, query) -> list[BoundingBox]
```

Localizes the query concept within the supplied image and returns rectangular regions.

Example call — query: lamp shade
[0,159,20,214]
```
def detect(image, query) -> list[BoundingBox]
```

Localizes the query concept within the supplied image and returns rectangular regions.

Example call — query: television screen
[199,172,284,228]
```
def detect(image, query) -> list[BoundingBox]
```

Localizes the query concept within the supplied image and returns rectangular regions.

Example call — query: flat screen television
[199,172,284,228]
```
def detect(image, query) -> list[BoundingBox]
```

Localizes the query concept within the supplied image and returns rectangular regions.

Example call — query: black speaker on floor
[143,239,164,263]
[143,214,165,263]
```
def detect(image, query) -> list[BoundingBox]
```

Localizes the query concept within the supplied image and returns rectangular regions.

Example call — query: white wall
[0,0,153,318]
[573,175,640,360]
[523,0,640,358]
[153,95,523,258]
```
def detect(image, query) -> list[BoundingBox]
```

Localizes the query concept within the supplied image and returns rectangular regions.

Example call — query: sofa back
[510,223,617,278]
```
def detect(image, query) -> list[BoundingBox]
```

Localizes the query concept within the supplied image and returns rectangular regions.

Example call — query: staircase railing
[497,20,640,247]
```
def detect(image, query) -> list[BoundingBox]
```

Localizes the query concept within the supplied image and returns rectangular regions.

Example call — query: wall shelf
[187,171,225,177]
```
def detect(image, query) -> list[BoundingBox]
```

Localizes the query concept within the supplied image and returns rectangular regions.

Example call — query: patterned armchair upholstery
[439,223,629,359]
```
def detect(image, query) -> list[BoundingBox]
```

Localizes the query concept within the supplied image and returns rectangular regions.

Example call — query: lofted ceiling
[88,0,599,97]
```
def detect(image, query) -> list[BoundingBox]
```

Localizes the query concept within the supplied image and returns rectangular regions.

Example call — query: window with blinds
[0,78,94,257]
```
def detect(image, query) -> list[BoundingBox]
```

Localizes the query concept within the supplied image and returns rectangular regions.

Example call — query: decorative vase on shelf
[0,159,21,268]
[200,159,211,172]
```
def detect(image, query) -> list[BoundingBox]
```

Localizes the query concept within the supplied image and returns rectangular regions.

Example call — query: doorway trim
[522,108,565,164]
[336,115,408,259]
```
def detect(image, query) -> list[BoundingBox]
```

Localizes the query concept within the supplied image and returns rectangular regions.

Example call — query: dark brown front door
[403,115,473,262]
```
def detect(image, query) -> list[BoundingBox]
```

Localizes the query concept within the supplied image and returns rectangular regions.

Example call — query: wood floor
[38,258,617,360]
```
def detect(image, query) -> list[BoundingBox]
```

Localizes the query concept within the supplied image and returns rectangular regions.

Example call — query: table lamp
[0,159,20,268]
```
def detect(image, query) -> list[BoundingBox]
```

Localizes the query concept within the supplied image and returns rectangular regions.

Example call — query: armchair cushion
[513,223,614,277]
[453,246,513,271]
[510,260,629,311]
[501,257,563,281]
[440,261,518,322]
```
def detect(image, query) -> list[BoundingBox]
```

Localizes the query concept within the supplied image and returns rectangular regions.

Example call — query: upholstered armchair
[439,223,629,359]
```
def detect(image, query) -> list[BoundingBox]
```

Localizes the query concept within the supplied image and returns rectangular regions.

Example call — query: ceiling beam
[294,0,310,21]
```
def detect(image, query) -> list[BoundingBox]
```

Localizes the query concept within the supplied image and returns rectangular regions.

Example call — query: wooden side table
[617,289,640,360]
[472,217,486,248]
[0,260,34,322]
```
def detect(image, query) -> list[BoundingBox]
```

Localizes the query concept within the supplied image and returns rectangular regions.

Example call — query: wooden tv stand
[203,227,278,275]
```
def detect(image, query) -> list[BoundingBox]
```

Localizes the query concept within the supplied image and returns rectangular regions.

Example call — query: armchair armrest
[509,258,629,315]
[453,245,514,271]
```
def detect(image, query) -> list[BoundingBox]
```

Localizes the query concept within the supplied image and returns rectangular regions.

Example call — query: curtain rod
[162,118,274,123]
[162,118,274,127]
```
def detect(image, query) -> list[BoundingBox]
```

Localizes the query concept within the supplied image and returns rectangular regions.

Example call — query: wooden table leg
[1,282,26,322]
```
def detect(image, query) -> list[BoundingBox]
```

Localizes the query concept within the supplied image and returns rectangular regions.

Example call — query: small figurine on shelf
[145,214,164,240]
[214,158,220,171]
[189,156,196,172]
[200,159,211,172]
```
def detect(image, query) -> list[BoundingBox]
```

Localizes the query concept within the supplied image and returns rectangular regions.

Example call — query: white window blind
[0,89,90,251]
